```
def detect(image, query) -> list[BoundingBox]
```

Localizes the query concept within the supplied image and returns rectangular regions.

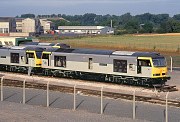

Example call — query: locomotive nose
[152,67,168,77]
[35,59,42,67]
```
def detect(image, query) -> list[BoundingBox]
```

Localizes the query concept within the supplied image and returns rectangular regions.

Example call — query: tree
[173,14,180,21]
[124,19,139,33]
[135,13,153,24]
[81,13,97,25]
[31,13,180,34]
[140,23,153,33]
[119,13,132,25]
[157,19,180,33]
[21,14,35,18]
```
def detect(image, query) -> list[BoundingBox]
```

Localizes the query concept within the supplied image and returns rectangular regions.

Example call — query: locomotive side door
[88,58,93,70]
[26,52,35,67]
[137,58,152,76]
[137,59,142,74]
[42,53,50,67]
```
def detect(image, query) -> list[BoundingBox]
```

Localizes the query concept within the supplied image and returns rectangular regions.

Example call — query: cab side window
[26,53,34,58]
[138,60,151,67]
[26,53,34,64]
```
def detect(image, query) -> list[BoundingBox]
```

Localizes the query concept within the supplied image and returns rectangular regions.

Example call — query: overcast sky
[0,0,179,17]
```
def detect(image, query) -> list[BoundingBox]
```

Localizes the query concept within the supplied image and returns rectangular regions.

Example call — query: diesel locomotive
[0,45,170,86]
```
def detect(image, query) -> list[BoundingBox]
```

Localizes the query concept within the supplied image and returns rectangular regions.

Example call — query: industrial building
[0,17,55,36]
[0,37,32,46]
[15,18,54,34]
[0,17,16,34]
[15,18,23,32]
[58,26,114,34]
[40,19,55,34]
[22,18,41,33]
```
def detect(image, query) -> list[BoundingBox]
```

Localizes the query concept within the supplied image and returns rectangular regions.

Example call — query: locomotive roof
[23,46,45,52]
[45,48,163,57]
[132,52,163,58]
[45,48,74,53]
[0,46,164,58]
[0,46,9,49]
[46,48,114,55]
[72,48,114,55]
[21,42,70,47]
[112,51,163,58]
[21,42,39,45]
[0,46,25,50]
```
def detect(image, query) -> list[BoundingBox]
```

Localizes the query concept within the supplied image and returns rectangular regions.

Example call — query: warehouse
[58,26,114,34]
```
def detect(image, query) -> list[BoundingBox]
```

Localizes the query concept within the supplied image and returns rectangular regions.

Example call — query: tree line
[18,13,180,34]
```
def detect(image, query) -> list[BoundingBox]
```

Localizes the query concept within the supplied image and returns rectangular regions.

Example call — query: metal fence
[0,76,178,122]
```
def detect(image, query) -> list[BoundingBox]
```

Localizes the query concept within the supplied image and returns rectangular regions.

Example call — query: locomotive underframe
[0,64,170,87]
[42,68,169,87]
[0,64,41,74]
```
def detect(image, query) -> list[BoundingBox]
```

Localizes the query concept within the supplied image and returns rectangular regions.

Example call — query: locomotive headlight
[153,74,160,76]
[162,73,167,75]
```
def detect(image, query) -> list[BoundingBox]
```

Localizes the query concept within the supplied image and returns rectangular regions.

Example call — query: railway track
[2,78,180,108]
[1,71,178,92]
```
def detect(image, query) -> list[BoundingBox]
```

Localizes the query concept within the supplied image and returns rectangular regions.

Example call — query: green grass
[54,35,180,52]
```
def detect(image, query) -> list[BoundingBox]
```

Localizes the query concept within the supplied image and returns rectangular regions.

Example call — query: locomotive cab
[151,57,168,78]
[137,57,153,77]
[24,47,44,67]
[137,56,169,79]
[42,52,51,67]
[41,48,59,68]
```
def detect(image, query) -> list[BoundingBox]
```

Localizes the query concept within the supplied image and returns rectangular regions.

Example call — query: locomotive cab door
[26,52,35,67]
[42,53,50,67]
[137,58,152,76]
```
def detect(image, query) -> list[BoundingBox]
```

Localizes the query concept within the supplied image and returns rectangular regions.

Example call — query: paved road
[1,86,180,122]
[168,70,180,87]
[0,101,148,122]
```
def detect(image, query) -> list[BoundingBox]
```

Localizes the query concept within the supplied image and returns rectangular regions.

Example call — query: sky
[0,0,180,17]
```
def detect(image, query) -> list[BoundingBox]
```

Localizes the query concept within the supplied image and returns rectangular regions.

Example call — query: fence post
[1,76,4,101]
[23,79,26,104]
[170,56,172,72]
[73,84,77,110]
[133,90,136,120]
[47,81,49,107]
[101,86,103,114]
[166,92,169,122]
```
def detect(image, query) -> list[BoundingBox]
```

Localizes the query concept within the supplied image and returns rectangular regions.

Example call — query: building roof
[58,26,106,30]
[0,17,14,22]
[15,18,24,22]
